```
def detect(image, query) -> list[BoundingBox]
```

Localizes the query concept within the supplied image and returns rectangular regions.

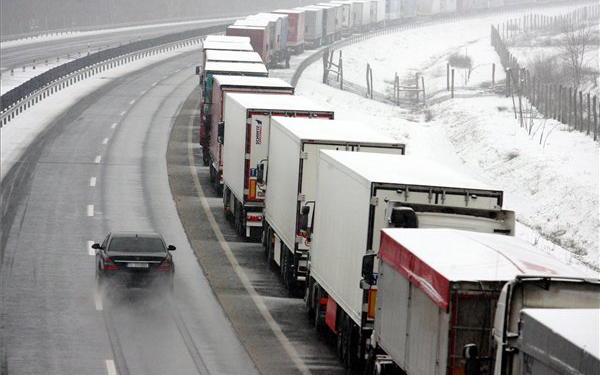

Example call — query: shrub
[448,53,473,70]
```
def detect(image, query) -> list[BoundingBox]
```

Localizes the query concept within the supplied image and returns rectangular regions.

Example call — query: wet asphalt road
[0,47,352,374]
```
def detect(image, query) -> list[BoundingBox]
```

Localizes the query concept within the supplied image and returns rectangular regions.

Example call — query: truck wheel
[365,347,376,375]
[314,288,326,334]
[209,165,216,184]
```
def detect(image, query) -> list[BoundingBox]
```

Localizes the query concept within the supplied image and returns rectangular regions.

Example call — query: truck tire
[209,164,216,184]
[313,287,326,334]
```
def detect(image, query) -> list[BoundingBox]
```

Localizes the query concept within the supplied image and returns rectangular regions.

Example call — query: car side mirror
[217,121,224,144]
[195,65,200,75]
[167,245,176,251]
[361,252,376,285]
[299,205,310,231]
[256,162,266,184]
[463,343,480,375]
[91,243,101,250]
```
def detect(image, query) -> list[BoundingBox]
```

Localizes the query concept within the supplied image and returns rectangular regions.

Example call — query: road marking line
[152,82,158,86]
[111,122,117,129]
[129,99,135,105]
[87,205,94,217]
[105,359,116,375]
[90,177,96,187]
[162,75,168,79]
[95,293,104,311]
[88,240,95,256]
[120,110,126,116]
[102,138,109,145]
[186,115,312,375]
[140,90,146,95]
[95,156,102,163]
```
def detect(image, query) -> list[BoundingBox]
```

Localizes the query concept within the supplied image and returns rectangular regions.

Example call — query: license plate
[127,262,149,268]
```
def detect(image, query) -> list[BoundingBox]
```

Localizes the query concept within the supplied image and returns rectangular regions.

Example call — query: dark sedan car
[93,232,176,289]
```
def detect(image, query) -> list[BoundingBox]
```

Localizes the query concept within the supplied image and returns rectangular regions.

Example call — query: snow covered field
[294,4,599,272]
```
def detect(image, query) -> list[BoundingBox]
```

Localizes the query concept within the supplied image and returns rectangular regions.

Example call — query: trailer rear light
[367,288,378,320]
[319,297,328,306]
[103,257,118,271]
[247,215,262,222]
[158,256,173,272]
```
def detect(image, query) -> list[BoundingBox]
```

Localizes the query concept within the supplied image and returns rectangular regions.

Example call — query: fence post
[421,76,426,105]
[451,69,455,99]
[568,87,572,126]
[587,93,591,135]
[558,85,563,123]
[594,96,598,141]
[579,91,584,132]
[415,74,420,103]
[447,63,450,91]
[573,88,579,130]
[369,65,373,99]
[492,63,495,88]
[506,68,511,97]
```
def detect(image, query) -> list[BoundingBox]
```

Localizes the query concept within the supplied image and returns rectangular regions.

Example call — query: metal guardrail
[0,24,227,126]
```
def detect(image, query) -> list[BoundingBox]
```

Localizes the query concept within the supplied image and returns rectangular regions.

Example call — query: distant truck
[305,5,336,44]
[208,76,294,192]
[295,6,323,48]
[273,9,306,54]
[317,3,343,41]
[330,1,354,36]
[204,35,251,44]
[247,13,289,63]
[364,228,600,375]
[306,151,516,367]
[198,62,268,165]
[222,93,334,239]
[226,25,271,65]
[263,118,405,293]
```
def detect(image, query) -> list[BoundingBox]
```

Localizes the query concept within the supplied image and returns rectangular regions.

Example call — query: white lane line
[129,99,135,105]
[185,115,312,375]
[152,82,158,86]
[88,240,95,256]
[95,156,102,163]
[95,294,104,312]
[90,177,96,187]
[140,90,146,95]
[120,110,126,116]
[87,205,94,217]
[105,360,116,375]
[102,138,109,145]
[162,75,168,79]
[175,69,182,73]
[111,122,117,129]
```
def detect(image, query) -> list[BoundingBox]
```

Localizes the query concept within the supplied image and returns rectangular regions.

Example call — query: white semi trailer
[262,118,405,292]
[366,228,600,375]
[306,151,516,366]
[222,93,334,239]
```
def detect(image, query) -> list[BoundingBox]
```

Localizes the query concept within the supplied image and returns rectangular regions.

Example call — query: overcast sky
[1,0,312,35]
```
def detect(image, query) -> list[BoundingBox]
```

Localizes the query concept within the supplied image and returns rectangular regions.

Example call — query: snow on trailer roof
[225,93,333,113]
[274,118,402,145]
[202,41,254,51]
[234,19,273,27]
[205,50,263,63]
[319,150,498,192]
[273,9,305,14]
[247,13,288,21]
[204,35,251,44]
[521,308,600,360]
[213,75,292,89]
[379,228,587,311]
[203,62,268,75]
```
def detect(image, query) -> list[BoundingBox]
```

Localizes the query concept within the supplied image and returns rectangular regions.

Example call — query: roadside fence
[490,4,600,140]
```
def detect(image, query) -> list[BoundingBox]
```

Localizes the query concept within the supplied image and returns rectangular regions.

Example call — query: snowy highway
[0,44,349,375]
[0,17,234,74]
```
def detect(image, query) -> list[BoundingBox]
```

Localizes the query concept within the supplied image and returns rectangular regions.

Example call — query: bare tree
[558,17,594,89]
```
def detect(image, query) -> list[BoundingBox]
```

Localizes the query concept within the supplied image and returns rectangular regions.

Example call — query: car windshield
[108,237,165,253]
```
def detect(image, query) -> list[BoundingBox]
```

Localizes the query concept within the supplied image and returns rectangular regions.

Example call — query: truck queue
[194,1,599,374]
